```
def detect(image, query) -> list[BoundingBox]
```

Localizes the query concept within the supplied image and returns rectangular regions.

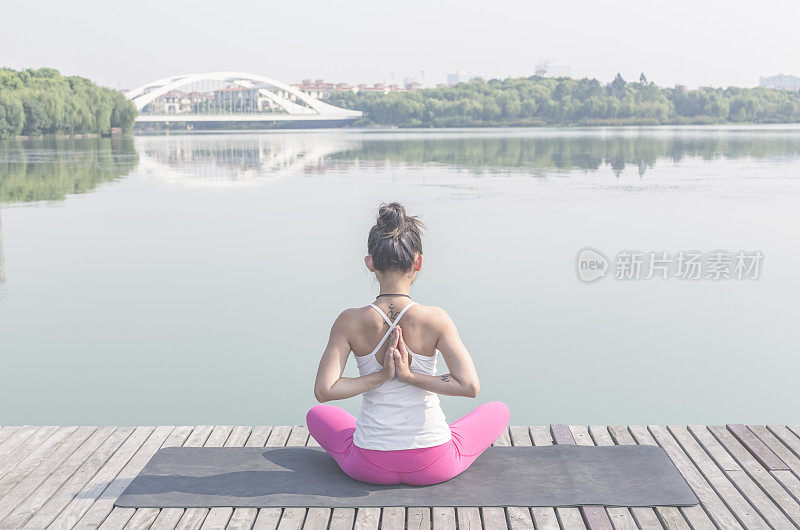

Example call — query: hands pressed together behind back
[379,327,414,383]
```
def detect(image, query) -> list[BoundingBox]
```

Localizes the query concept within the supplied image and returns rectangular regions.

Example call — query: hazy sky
[3,0,798,90]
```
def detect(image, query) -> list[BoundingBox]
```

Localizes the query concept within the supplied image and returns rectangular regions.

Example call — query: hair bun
[376,202,407,238]
[367,202,425,272]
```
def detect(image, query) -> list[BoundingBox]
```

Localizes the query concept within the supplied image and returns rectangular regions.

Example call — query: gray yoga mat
[115,445,698,508]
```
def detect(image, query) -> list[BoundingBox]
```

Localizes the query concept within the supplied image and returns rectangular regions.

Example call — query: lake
[1,127,798,426]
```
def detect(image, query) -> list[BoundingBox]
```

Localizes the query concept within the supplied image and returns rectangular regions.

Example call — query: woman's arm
[313,311,396,402]
[392,310,480,398]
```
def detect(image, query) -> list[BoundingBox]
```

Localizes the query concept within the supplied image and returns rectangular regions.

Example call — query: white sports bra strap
[367,301,416,355]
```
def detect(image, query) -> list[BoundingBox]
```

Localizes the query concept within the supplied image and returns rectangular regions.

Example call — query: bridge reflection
[135,133,361,184]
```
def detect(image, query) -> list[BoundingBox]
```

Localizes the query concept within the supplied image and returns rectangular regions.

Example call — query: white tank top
[352,301,452,451]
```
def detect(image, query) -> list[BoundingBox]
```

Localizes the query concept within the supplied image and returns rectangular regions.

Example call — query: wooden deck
[0,425,799,529]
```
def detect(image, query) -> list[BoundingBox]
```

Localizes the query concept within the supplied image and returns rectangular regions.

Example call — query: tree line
[0,68,137,139]
[326,74,800,127]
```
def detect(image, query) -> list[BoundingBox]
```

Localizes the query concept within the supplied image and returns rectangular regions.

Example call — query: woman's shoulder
[394,303,454,336]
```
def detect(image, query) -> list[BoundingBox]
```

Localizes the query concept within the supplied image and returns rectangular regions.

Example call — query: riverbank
[326,75,800,129]
[1,423,798,528]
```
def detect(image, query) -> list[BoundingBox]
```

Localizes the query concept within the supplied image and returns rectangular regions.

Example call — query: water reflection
[0,210,5,300]
[135,134,361,184]
[327,131,800,177]
[136,129,800,183]
[0,137,138,203]
[4,130,800,202]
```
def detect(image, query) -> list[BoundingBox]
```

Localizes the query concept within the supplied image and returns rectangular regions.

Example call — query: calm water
[1,127,798,426]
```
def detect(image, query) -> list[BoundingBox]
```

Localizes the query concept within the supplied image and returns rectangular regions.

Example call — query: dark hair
[367,202,424,273]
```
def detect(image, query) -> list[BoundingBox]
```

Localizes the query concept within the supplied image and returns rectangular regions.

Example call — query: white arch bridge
[125,72,362,126]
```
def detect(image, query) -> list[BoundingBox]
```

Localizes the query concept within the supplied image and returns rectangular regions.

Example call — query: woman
[308,202,510,485]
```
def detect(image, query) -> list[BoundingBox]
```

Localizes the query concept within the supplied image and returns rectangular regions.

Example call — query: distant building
[357,83,391,94]
[535,59,571,78]
[759,74,800,91]
[291,79,420,96]
[402,77,422,91]
[293,79,364,98]
[446,71,479,85]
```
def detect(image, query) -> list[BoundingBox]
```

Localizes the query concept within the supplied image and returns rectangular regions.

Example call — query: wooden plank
[0,426,116,528]
[481,507,508,529]
[669,424,774,529]
[702,425,800,527]
[22,427,135,528]
[74,426,174,529]
[530,426,585,530]
[748,426,800,509]
[581,506,613,530]
[0,426,60,485]
[640,425,744,529]
[493,428,511,447]
[353,507,380,530]
[277,507,306,530]
[116,426,193,530]
[45,426,155,529]
[302,507,332,530]
[226,507,260,530]
[505,507,533,529]
[227,426,273,530]
[432,506,455,529]
[558,425,613,530]
[328,508,355,530]
[0,426,77,498]
[267,425,292,447]
[124,506,162,530]
[252,506,282,530]
[172,426,233,530]
[727,425,788,471]
[381,507,405,530]
[550,424,575,445]
[587,426,653,530]
[456,506,482,529]
[287,425,309,447]
[406,507,430,530]
[0,426,23,448]
[247,426,274,448]
[353,508,381,530]
[0,425,95,523]
[772,470,800,505]
[603,426,689,530]
[768,425,800,458]
[755,425,800,475]
[0,426,38,462]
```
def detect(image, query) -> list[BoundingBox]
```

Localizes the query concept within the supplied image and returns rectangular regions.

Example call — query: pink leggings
[306,401,510,485]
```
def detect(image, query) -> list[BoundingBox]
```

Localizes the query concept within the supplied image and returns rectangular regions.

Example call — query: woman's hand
[393,327,414,383]
[378,329,399,382]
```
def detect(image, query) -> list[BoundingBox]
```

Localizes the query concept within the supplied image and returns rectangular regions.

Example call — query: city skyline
[2,0,799,91]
